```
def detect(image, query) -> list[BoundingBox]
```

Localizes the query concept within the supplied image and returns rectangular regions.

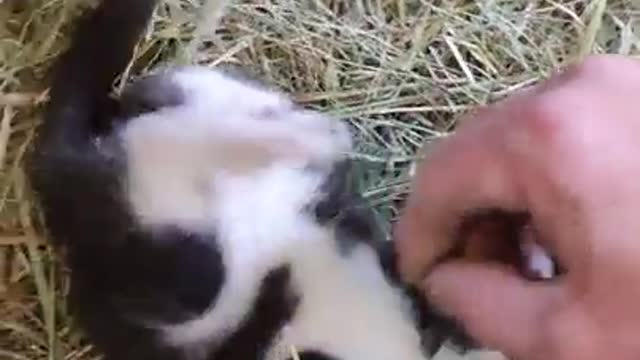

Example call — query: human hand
[394,55,640,360]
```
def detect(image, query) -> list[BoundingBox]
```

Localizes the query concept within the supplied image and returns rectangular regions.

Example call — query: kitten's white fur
[118,66,505,360]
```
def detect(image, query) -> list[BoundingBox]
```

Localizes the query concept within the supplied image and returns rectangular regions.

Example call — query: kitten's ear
[313,159,386,252]
[313,159,354,222]
[116,64,270,120]
[118,70,186,119]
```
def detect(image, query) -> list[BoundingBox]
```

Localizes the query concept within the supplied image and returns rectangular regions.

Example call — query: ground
[0,0,638,359]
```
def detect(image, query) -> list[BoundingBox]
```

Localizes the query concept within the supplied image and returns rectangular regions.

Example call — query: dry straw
[0,0,638,359]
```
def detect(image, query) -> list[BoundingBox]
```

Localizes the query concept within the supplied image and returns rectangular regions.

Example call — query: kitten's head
[120,65,351,172]
[116,66,352,231]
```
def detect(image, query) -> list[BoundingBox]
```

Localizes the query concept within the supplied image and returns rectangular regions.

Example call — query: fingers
[393,54,640,360]
[422,261,564,358]
[394,107,526,284]
[394,66,590,284]
[395,56,640,284]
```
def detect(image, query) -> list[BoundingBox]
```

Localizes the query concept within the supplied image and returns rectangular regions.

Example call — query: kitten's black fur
[27,0,475,359]
[29,1,223,359]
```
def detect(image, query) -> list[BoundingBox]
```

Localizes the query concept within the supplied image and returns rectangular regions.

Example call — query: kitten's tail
[37,0,158,148]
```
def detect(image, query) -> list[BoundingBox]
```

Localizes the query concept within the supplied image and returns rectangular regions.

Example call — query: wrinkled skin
[394,55,640,360]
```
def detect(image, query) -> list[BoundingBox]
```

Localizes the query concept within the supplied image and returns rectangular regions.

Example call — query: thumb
[423,261,562,358]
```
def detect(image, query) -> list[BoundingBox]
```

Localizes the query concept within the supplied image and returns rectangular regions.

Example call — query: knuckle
[511,93,568,150]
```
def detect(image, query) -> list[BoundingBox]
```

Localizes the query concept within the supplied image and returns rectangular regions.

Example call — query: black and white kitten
[27,0,505,359]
